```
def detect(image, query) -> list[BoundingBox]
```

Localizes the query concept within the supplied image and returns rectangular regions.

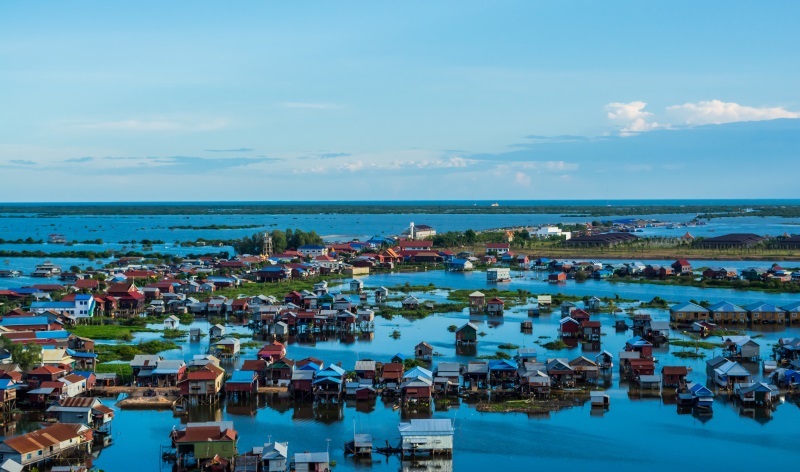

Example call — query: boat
[0,270,20,278]
[31,262,61,278]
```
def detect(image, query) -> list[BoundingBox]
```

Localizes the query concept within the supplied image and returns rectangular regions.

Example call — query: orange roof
[175,425,236,443]
[3,423,86,454]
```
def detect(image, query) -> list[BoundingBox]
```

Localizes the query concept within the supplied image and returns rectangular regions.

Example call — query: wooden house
[415,342,434,361]
[671,259,692,275]
[258,341,287,362]
[163,315,180,330]
[46,397,114,432]
[735,382,779,406]
[354,360,377,383]
[0,423,92,469]
[586,296,601,311]
[261,442,289,472]
[209,323,226,339]
[178,364,225,402]
[398,419,453,455]
[291,370,315,398]
[708,301,747,323]
[669,302,710,323]
[581,321,601,341]
[545,358,574,388]
[721,336,760,361]
[381,362,404,387]
[294,452,330,472]
[568,356,599,384]
[560,302,577,317]
[401,296,420,309]
[400,367,433,404]
[486,298,505,315]
[455,322,478,345]
[709,358,751,388]
[625,336,653,358]
[745,302,785,324]
[661,366,688,387]
[171,421,238,465]
[548,272,567,283]
[559,317,581,338]
[468,291,485,313]
[225,370,258,396]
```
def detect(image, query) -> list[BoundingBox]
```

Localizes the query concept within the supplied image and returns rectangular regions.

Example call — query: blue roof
[0,316,49,326]
[0,379,17,390]
[689,383,713,396]
[392,353,407,361]
[403,366,433,380]
[229,370,256,383]
[37,331,70,339]
[66,349,97,359]
[313,377,342,385]
[31,302,74,309]
[298,363,321,371]
[318,364,345,376]
[489,359,517,371]
[72,371,95,380]
[258,266,288,272]
[450,258,469,265]
[75,294,93,301]
[10,288,42,294]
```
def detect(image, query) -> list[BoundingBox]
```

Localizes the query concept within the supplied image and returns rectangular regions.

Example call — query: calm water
[0,272,793,471]
[2,207,800,470]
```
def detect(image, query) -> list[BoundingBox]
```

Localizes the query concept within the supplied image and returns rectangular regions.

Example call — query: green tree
[464,229,477,244]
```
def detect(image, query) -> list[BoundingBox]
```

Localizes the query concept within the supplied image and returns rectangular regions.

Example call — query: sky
[1,1,798,202]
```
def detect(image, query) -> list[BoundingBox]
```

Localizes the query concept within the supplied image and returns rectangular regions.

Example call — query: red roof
[74,279,99,289]
[486,243,510,249]
[399,240,433,248]
[662,366,688,375]
[28,365,65,375]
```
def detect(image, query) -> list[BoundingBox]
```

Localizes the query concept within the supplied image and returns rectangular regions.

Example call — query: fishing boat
[0,270,20,278]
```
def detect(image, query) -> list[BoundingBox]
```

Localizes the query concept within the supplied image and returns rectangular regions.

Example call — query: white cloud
[605,101,661,136]
[514,172,531,186]
[69,118,228,132]
[343,160,364,172]
[282,102,340,110]
[666,99,800,125]
[519,161,578,172]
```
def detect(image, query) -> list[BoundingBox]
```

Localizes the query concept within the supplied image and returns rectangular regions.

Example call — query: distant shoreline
[1,201,800,218]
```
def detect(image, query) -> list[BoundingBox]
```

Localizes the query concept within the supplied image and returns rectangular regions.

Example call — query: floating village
[1,221,800,471]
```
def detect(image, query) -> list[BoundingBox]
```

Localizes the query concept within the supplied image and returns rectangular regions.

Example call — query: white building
[532,226,571,240]
[398,419,454,454]
[487,268,511,282]
[402,222,436,240]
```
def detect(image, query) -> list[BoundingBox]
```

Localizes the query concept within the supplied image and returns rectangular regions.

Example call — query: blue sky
[1,1,798,201]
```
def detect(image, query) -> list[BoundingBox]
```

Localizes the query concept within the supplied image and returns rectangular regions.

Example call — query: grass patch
[671,340,723,350]
[211,275,345,299]
[377,302,468,320]
[162,329,189,339]
[477,351,512,360]
[95,363,133,378]
[674,351,706,359]
[69,324,157,341]
[498,343,520,350]
[541,340,570,350]
[95,340,179,362]
[448,288,532,307]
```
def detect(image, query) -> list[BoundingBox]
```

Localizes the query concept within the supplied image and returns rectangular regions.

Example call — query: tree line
[232,229,325,255]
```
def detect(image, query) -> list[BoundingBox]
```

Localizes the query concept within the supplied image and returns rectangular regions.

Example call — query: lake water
[2,207,800,470]
[2,271,798,471]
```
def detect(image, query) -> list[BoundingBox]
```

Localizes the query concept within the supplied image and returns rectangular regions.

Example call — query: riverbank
[449,244,800,261]
[475,392,593,414]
